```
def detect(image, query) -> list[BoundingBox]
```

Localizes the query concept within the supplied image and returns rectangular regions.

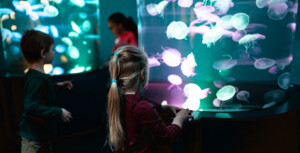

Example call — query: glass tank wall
[0,0,100,76]
[137,0,298,112]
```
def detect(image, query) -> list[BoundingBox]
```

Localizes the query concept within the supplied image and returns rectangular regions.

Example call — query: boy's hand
[57,81,73,90]
[61,108,72,123]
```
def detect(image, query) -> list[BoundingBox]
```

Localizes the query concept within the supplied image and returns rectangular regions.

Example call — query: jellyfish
[288,2,298,13]
[12,1,26,12]
[70,66,85,74]
[213,80,226,88]
[262,102,277,109]
[256,0,269,8]
[213,98,221,107]
[213,54,237,70]
[71,21,81,33]
[0,8,14,16]
[62,37,73,46]
[1,28,13,42]
[216,15,233,30]
[231,13,250,30]
[166,21,189,40]
[268,3,288,20]
[268,65,280,74]
[82,20,92,32]
[216,85,236,101]
[238,34,265,51]
[70,0,85,7]
[50,25,59,38]
[236,90,250,102]
[178,0,193,8]
[55,44,67,53]
[184,83,202,98]
[181,53,197,77]
[278,72,291,90]
[287,23,296,32]
[162,47,182,67]
[194,3,215,19]
[161,100,168,106]
[52,67,64,75]
[254,58,276,70]
[146,1,168,17]
[67,46,80,59]
[84,34,101,39]
[232,30,247,42]
[148,57,161,68]
[189,25,210,35]
[27,10,39,21]
[202,25,224,47]
[214,0,234,14]
[31,4,45,11]
[9,45,20,55]
[78,12,88,19]
[264,90,286,103]
[85,0,99,5]
[35,25,49,34]
[168,74,183,90]
[49,0,63,4]
[199,88,211,99]
[182,97,200,111]
[11,32,22,42]
[44,5,59,17]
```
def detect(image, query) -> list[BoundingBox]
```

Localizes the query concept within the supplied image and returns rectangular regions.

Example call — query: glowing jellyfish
[278,72,291,90]
[213,80,225,88]
[168,74,182,85]
[161,100,168,106]
[82,20,92,32]
[287,23,296,32]
[62,37,73,46]
[71,21,81,33]
[49,0,63,4]
[256,0,268,8]
[181,53,197,77]
[44,64,53,74]
[184,83,202,98]
[55,44,67,53]
[231,13,249,30]
[31,4,45,11]
[86,66,92,71]
[146,1,168,17]
[238,34,265,51]
[199,88,211,99]
[12,1,25,12]
[268,3,288,20]
[166,21,189,40]
[0,8,14,15]
[35,25,49,34]
[213,55,237,70]
[268,65,280,74]
[214,0,234,14]
[189,25,210,35]
[216,15,233,30]
[44,5,59,17]
[262,102,277,109]
[1,28,13,41]
[202,25,224,47]
[70,66,85,74]
[194,3,215,19]
[78,12,88,19]
[254,58,276,70]
[236,90,250,102]
[67,46,80,59]
[148,57,161,68]
[178,0,193,8]
[27,10,39,21]
[70,0,85,7]
[182,97,200,111]
[213,98,221,107]
[50,25,59,38]
[162,47,181,67]
[216,85,236,101]
[52,67,64,75]
[264,90,286,103]
[11,32,22,42]
[232,30,247,42]
[84,34,100,39]
[9,46,20,55]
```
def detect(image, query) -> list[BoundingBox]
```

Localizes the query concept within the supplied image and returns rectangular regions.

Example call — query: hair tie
[114,52,119,56]
[112,80,117,83]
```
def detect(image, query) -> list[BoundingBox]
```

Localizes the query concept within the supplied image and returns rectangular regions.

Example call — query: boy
[19,30,73,153]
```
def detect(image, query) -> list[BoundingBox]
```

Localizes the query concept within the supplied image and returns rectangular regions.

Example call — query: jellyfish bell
[181,59,196,77]
[178,0,193,8]
[216,15,233,30]
[162,47,182,67]
[287,23,296,32]
[213,80,226,88]
[214,0,234,14]
[256,0,269,8]
[232,30,247,42]
[202,25,224,47]
[254,58,276,70]
[262,102,277,109]
[213,98,221,107]
[231,13,250,30]
[182,97,200,111]
[264,90,286,103]
[268,65,280,74]
[268,3,288,20]
[166,21,189,40]
[213,58,238,70]
[147,1,168,17]
[238,34,265,51]
[278,72,291,90]
[44,5,59,17]
[148,57,161,68]
[184,83,202,98]
[168,74,183,85]
[216,85,236,101]
[236,90,250,102]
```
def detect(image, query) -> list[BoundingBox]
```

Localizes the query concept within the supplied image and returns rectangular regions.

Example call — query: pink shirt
[115,92,181,153]
[113,31,138,52]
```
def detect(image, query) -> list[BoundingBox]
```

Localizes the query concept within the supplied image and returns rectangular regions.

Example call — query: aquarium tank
[0,0,100,76]
[137,0,298,113]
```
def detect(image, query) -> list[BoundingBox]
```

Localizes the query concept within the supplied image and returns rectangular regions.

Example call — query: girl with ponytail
[108,13,138,52]
[107,45,192,153]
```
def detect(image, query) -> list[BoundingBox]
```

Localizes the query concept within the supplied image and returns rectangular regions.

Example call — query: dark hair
[108,12,138,41]
[20,30,54,63]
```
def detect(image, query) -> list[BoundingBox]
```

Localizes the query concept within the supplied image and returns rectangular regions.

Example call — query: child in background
[19,30,73,153]
[108,12,138,52]
[107,45,192,153]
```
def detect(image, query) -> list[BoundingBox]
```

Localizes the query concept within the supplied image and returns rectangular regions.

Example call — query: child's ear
[140,70,144,80]
[40,49,46,58]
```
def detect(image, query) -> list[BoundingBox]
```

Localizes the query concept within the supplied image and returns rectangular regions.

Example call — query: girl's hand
[172,109,193,128]
[61,108,72,123]
[57,81,73,90]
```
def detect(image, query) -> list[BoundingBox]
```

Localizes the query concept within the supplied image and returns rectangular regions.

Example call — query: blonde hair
[107,45,148,150]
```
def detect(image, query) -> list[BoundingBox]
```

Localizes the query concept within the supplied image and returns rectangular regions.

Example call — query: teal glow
[61,37,73,46]
[82,20,92,32]
[230,13,249,30]
[87,49,92,54]
[85,66,92,71]
[70,66,85,74]
[68,31,79,38]
[216,85,236,101]
[67,46,80,59]
[71,21,81,33]
[70,0,85,7]
[215,113,232,118]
